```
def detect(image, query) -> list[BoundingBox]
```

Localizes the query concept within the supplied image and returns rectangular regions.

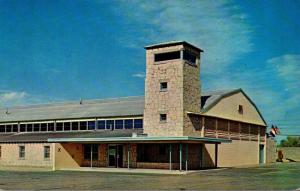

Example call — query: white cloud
[116,0,253,74]
[0,91,28,107]
[132,73,145,78]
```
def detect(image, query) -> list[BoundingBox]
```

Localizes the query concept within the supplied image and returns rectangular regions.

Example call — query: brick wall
[0,143,53,168]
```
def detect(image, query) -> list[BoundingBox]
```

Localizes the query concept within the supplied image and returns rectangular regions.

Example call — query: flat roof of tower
[144,41,203,52]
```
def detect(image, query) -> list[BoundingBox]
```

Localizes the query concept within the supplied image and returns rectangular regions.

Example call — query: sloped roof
[0,89,266,125]
[144,41,203,52]
[0,96,144,123]
[201,88,267,126]
[0,129,143,143]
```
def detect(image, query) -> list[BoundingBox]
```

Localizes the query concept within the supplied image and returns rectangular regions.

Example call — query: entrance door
[259,144,265,164]
[108,145,123,167]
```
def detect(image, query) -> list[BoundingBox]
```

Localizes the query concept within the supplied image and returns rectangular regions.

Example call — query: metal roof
[48,136,231,144]
[0,129,143,143]
[0,96,144,123]
[144,41,203,52]
[0,89,265,126]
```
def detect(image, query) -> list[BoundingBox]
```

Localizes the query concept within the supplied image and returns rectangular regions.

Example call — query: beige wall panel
[266,139,276,163]
[205,140,259,167]
[54,143,83,169]
[0,143,53,167]
[204,92,265,126]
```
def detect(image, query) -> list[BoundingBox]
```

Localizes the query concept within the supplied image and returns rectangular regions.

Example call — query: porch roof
[48,136,231,144]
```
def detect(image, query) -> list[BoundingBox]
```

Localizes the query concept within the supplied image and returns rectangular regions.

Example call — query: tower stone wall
[143,42,202,137]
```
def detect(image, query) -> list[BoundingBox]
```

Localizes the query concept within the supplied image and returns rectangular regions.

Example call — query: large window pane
[124,119,133,129]
[155,51,180,62]
[19,124,26,132]
[80,121,87,130]
[48,123,54,131]
[44,146,50,159]
[56,123,63,131]
[26,124,33,132]
[115,120,124,129]
[88,121,96,130]
[183,51,196,64]
[106,120,114,130]
[72,122,78,131]
[41,123,47,131]
[12,124,18,132]
[5,125,12,132]
[34,124,40,132]
[0,125,6,132]
[134,119,143,129]
[97,120,105,129]
[83,144,98,160]
[64,122,71,131]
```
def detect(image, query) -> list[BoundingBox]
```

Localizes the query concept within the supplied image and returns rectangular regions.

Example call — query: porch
[49,136,231,171]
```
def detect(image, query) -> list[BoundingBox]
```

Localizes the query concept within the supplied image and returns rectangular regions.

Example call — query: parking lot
[0,163,299,190]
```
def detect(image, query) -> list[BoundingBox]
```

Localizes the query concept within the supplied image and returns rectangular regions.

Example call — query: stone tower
[143,41,203,137]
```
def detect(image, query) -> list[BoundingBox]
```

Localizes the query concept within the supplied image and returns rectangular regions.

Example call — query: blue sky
[0,0,299,140]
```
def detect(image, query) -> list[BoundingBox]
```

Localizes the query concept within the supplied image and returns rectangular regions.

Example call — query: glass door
[108,145,116,167]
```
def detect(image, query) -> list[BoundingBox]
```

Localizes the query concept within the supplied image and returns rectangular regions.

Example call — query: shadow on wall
[55,143,83,169]
[203,145,215,168]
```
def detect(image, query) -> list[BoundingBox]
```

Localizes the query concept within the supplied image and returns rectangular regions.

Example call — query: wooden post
[215,143,218,168]
[128,144,130,169]
[179,143,182,171]
[90,144,93,168]
[185,144,188,171]
[169,144,172,171]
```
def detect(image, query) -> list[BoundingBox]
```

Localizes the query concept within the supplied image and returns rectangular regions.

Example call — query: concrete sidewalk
[59,167,199,175]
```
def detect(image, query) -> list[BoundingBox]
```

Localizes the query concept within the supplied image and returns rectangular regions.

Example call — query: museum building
[0,41,274,171]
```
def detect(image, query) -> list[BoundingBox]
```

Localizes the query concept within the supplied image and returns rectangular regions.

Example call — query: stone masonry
[143,43,202,137]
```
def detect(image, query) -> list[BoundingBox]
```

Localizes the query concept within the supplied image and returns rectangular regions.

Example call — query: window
[87,121,96,130]
[159,144,168,155]
[160,82,168,91]
[5,125,12,133]
[12,124,18,132]
[44,146,50,159]
[80,121,87,130]
[154,51,180,62]
[238,105,243,114]
[106,120,114,130]
[33,124,40,132]
[71,122,78,131]
[27,124,33,132]
[97,120,105,129]
[83,144,98,160]
[160,114,167,122]
[20,124,26,132]
[0,125,5,133]
[64,122,71,131]
[183,51,196,65]
[19,146,25,159]
[48,123,55,131]
[56,123,63,131]
[41,123,47,131]
[134,119,143,129]
[124,119,133,129]
[115,120,124,129]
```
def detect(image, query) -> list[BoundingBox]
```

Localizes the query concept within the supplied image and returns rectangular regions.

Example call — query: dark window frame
[160,114,167,122]
[160,82,168,92]
[154,51,181,62]
[44,146,50,159]
[19,145,25,159]
[134,119,143,129]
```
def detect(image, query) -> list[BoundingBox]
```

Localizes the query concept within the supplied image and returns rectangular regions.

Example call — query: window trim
[160,114,167,123]
[160,82,168,92]
[44,146,50,160]
[19,145,25,159]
